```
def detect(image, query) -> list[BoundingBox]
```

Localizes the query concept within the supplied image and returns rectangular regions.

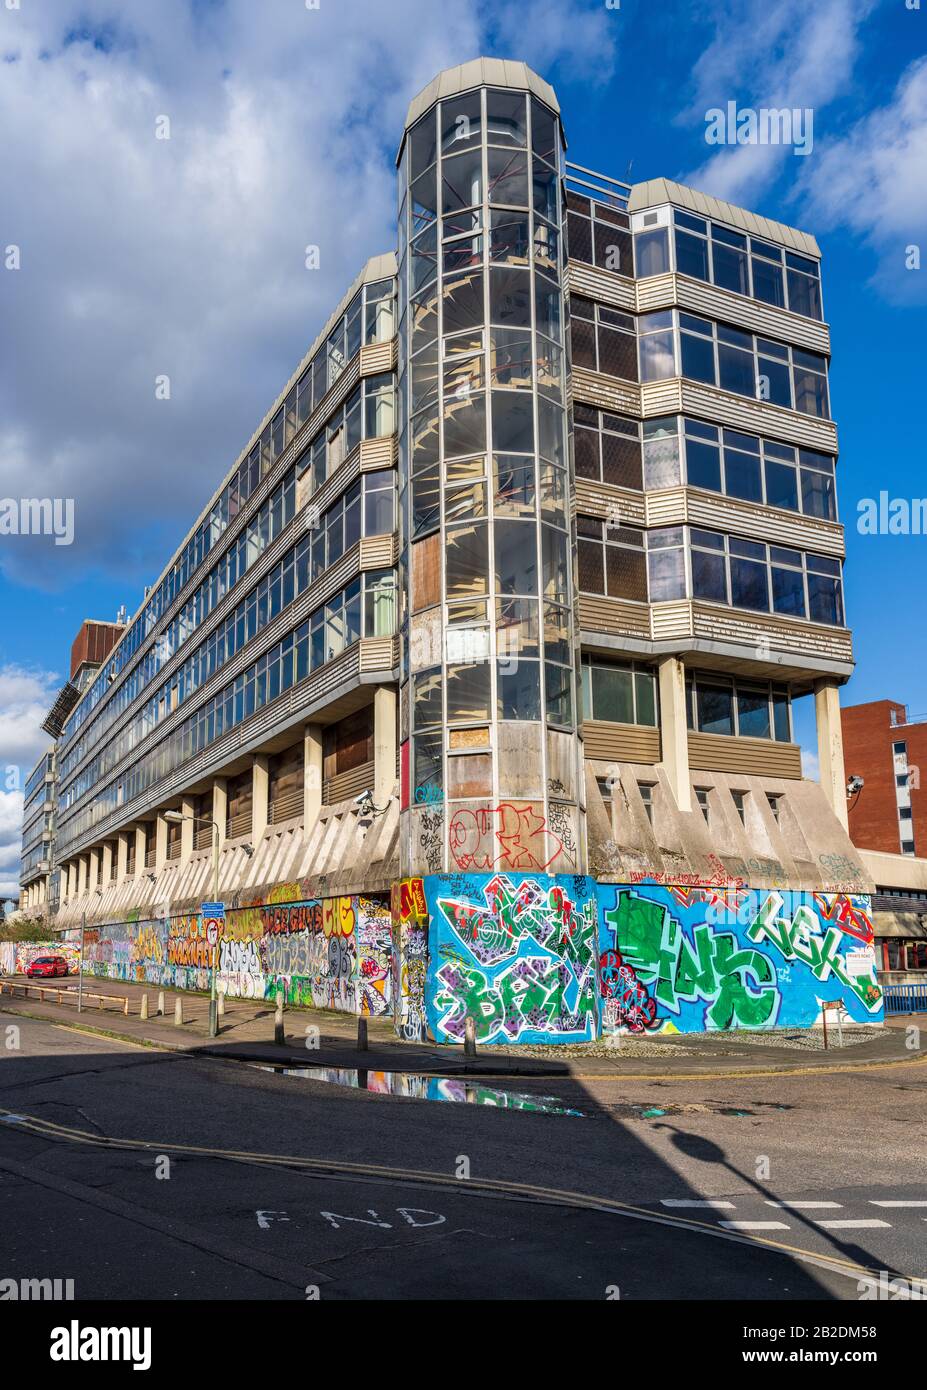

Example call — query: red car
[25,955,70,979]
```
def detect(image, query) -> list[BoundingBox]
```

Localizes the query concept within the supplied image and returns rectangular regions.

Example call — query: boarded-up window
[411,533,441,612]
[323,708,374,803]
[227,771,253,840]
[193,792,213,851]
[269,742,304,824]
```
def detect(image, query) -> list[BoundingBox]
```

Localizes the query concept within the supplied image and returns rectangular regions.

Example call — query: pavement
[2,1013,927,1303]
[2,972,925,1079]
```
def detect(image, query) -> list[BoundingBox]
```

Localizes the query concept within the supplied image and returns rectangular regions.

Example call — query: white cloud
[680,0,881,208]
[0,0,615,593]
[0,665,60,774]
[795,56,927,303]
[0,790,25,897]
[801,748,820,781]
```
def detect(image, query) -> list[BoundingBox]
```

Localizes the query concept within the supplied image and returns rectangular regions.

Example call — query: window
[664,209,823,321]
[695,787,711,823]
[581,659,657,726]
[566,193,633,276]
[640,310,830,418]
[569,296,638,382]
[686,673,792,743]
[573,405,642,489]
[766,792,782,824]
[577,516,648,601]
[638,782,655,825]
[731,790,748,825]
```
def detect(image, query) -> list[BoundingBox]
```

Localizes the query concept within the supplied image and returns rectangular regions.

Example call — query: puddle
[253,1064,585,1116]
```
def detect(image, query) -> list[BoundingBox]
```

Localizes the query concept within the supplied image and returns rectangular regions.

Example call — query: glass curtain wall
[396,83,584,877]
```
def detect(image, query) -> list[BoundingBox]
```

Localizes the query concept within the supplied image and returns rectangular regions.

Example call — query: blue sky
[1,0,925,887]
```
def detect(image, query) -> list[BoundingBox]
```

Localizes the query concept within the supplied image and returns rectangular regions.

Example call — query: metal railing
[883,982,927,1015]
[0,978,130,1014]
[564,160,632,211]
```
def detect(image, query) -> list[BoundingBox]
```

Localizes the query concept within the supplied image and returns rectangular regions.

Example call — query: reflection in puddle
[255,1064,584,1116]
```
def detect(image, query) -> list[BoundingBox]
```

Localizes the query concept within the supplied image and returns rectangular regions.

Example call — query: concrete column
[252,755,270,840]
[134,825,147,876]
[657,656,691,814]
[373,686,398,808]
[77,857,87,898]
[304,723,323,828]
[68,862,77,899]
[155,814,168,873]
[102,842,113,886]
[117,832,129,882]
[815,678,848,831]
[88,847,100,893]
[180,797,195,863]
[212,778,228,851]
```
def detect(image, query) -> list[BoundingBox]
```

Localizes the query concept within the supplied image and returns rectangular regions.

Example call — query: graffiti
[599,886,883,1034]
[413,784,443,805]
[391,877,428,1042]
[419,808,443,874]
[425,873,598,1045]
[598,947,659,1034]
[35,893,388,1016]
[6,942,81,975]
[811,892,874,946]
[601,890,779,1032]
[447,804,567,874]
[357,896,392,1017]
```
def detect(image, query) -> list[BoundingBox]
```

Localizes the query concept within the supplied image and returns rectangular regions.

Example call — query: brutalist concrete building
[27,60,884,1042]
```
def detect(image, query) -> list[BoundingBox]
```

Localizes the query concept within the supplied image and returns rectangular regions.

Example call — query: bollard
[217,992,225,1018]
[464,1015,477,1059]
[157,991,165,1016]
[140,993,149,1021]
[174,996,184,1027]
[274,989,285,1046]
[357,1017,368,1053]
[123,995,129,1016]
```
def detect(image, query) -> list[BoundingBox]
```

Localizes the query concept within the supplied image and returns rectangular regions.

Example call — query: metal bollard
[217,992,225,1018]
[157,991,165,1016]
[357,1017,368,1053]
[123,995,129,1016]
[174,996,184,1027]
[140,993,149,1021]
[464,1015,477,1059]
[274,990,285,1046]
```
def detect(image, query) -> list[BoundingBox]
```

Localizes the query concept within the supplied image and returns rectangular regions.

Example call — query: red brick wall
[842,699,927,856]
[69,621,124,681]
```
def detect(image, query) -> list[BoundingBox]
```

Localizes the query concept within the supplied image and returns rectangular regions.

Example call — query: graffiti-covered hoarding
[598,885,882,1035]
[423,873,599,1045]
[415,874,882,1042]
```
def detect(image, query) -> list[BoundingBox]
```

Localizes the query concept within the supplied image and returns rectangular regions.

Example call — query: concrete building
[18,618,125,915]
[28,60,882,1039]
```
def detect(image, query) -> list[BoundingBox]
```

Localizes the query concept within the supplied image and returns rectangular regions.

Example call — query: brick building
[842,699,926,858]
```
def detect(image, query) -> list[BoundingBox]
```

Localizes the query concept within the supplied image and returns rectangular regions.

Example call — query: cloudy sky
[1,0,925,894]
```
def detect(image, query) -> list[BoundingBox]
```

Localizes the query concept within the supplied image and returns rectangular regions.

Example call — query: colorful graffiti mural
[38,892,390,1016]
[391,878,428,1042]
[598,886,882,1034]
[0,941,81,975]
[424,873,598,1045]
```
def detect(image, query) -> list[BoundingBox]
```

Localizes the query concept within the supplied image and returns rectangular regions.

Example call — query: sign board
[201,901,225,948]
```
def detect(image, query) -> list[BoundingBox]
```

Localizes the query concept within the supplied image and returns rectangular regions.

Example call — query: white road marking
[817,1219,891,1229]
[869,1200,927,1207]
[765,1200,842,1209]
[720,1220,790,1231]
[660,1199,735,1209]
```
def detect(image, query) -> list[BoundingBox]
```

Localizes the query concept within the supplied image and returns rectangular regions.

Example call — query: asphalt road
[1,1014,925,1301]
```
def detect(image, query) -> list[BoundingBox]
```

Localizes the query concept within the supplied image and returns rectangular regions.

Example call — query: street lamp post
[164,810,221,1039]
